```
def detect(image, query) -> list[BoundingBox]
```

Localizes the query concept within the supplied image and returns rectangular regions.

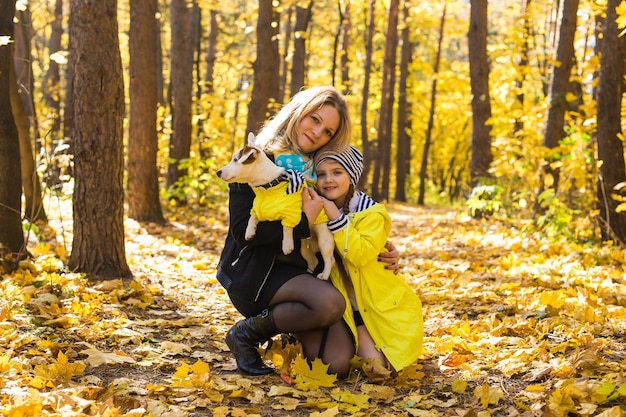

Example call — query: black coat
[216,182,311,303]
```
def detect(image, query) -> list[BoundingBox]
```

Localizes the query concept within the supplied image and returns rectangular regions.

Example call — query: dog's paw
[316,272,330,281]
[245,231,256,240]
[282,242,294,255]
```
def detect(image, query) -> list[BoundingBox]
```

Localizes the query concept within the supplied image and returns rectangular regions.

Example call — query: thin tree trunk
[340,0,351,95]
[372,0,398,201]
[468,0,493,188]
[246,0,281,135]
[395,0,413,202]
[10,45,46,222]
[167,0,195,197]
[290,2,312,96]
[205,9,218,95]
[418,3,446,205]
[535,0,578,211]
[128,0,165,224]
[358,0,376,191]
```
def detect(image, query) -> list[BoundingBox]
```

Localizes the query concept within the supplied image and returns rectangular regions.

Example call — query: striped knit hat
[315,145,364,186]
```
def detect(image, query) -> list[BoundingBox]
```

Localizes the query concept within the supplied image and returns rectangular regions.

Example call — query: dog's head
[217,132,282,186]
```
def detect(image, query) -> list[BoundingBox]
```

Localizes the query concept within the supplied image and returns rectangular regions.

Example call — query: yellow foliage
[291,356,337,391]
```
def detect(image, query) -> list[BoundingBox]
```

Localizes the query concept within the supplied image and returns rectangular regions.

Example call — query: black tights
[269,274,355,378]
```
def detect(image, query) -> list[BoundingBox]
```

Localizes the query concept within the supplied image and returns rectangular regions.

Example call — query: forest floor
[1,196,626,416]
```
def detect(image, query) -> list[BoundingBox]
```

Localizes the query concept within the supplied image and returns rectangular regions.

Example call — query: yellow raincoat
[329,202,423,371]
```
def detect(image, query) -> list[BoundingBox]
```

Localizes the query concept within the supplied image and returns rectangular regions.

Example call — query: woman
[313,145,423,373]
[217,86,399,378]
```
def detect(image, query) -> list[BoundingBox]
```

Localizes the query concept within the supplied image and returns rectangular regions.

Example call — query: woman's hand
[302,188,324,226]
[378,241,400,274]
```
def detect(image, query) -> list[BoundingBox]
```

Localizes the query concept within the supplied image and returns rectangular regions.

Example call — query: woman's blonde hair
[254,86,352,157]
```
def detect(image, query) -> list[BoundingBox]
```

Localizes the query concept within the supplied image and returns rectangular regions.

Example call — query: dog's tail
[333,248,354,295]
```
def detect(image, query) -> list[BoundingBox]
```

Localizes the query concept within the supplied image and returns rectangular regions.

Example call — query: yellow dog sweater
[251,170,307,228]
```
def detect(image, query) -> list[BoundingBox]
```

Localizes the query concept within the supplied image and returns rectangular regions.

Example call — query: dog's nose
[216,169,222,178]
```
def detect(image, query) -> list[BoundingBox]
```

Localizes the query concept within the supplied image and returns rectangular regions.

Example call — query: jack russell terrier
[217,132,335,280]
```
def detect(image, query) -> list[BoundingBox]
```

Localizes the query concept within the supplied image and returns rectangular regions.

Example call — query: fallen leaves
[1,201,625,416]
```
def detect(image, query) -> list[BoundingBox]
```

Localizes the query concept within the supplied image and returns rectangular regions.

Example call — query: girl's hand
[378,241,400,274]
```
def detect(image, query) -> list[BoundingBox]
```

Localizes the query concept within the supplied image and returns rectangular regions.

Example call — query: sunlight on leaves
[80,348,136,367]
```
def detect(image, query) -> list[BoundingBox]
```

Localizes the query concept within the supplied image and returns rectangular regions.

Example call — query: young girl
[312,145,423,373]
[217,86,400,378]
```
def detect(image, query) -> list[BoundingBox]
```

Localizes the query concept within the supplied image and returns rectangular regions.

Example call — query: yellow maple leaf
[34,351,86,383]
[473,382,504,408]
[172,360,211,389]
[291,356,336,391]
[330,387,370,411]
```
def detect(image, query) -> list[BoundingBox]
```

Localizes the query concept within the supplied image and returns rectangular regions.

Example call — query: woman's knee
[317,291,345,325]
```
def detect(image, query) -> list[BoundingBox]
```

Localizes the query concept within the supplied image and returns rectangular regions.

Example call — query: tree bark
[67,0,131,280]
[10,44,46,222]
[539,0,579,195]
[418,4,446,205]
[205,9,218,95]
[596,0,626,244]
[167,0,194,195]
[340,0,351,95]
[290,2,312,97]
[246,0,281,135]
[468,0,493,188]
[0,0,25,273]
[358,0,376,191]
[372,0,398,201]
[395,0,413,202]
[128,0,165,224]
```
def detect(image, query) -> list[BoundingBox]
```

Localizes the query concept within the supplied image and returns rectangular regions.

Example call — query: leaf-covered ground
[2,198,626,416]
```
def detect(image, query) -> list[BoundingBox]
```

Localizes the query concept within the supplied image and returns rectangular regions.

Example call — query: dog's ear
[237,146,258,165]
[247,132,256,147]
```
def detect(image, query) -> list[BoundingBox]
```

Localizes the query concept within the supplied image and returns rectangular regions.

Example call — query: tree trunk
[280,6,293,100]
[44,0,63,127]
[167,0,194,195]
[0,0,25,273]
[205,9,218,95]
[340,0,351,95]
[513,0,531,136]
[358,0,375,191]
[13,6,38,138]
[372,0,398,202]
[538,0,578,199]
[290,1,312,97]
[128,0,165,224]
[68,0,131,280]
[418,4,446,205]
[10,44,47,222]
[395,0,413,202]
[156,5,165,106]
[596,0,626,244]
[468,0,493,188]
[246,0,281,135]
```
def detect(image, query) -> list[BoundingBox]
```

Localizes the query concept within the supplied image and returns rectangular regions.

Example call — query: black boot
[225,309,279,376]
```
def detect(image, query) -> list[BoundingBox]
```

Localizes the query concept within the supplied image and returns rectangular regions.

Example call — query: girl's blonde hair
[254,86,352,157]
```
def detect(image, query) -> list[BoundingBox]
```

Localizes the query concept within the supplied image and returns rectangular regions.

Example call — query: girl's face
[316,159,351,206]
[295,104,340,153]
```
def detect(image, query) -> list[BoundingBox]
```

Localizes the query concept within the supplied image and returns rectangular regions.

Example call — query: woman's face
[316,159,351,205]
[295,104,340,153]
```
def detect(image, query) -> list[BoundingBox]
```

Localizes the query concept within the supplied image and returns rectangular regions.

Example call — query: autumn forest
[1,0,626,415]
